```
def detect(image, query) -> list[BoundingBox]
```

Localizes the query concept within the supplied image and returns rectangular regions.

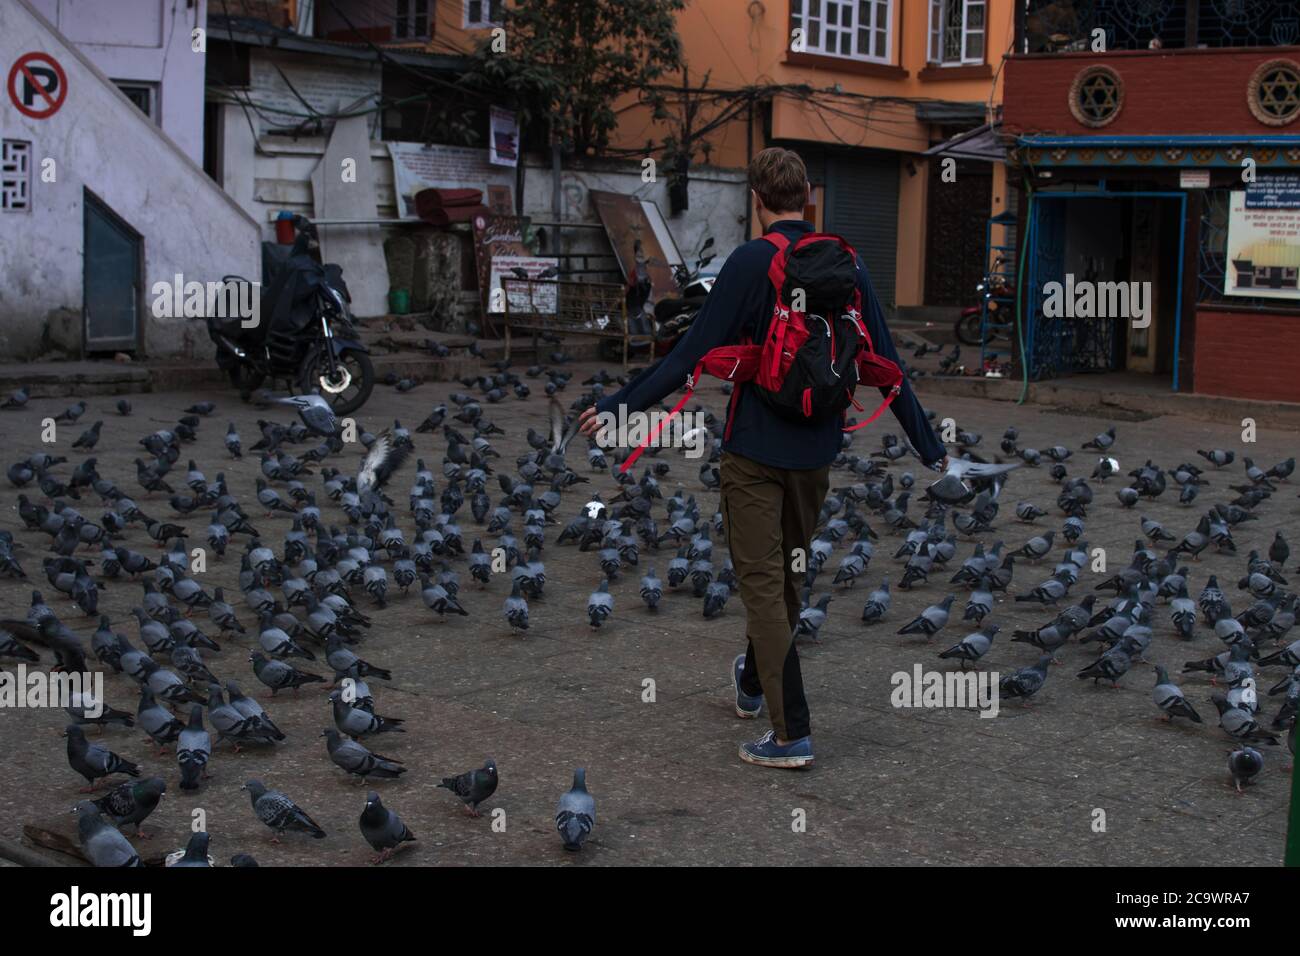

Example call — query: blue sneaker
[739,730,814,768]
[732,654,762,718]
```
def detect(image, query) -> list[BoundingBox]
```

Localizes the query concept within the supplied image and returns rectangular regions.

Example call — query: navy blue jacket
[596,219,946,470]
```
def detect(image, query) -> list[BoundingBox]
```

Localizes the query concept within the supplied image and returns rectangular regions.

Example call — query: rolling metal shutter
[825,152,900,309]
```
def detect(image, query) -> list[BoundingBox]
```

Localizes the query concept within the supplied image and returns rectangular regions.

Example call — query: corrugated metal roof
[924,122,1006,162]
[209,14,473,71]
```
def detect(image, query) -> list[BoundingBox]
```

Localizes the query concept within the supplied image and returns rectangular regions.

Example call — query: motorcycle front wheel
[299,347,374,415]
[955,312,984,346]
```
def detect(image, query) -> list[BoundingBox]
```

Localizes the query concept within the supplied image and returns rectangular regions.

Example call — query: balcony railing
[1020,0,1300,54]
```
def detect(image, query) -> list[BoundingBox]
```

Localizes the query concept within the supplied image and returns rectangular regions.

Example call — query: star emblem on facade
[1257,67,1300,119]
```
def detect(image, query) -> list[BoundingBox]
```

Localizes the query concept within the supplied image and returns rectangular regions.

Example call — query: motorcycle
[955,258,1015,347]
[208,215,374,415]
[652,237,716,357]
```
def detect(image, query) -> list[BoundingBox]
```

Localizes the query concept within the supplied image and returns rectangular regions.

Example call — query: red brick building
[1002,0,1300,403]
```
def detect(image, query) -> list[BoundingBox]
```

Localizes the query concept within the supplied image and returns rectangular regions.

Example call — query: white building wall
[521,159,749,267]
[26,0,207,165]
[0,0,259,359]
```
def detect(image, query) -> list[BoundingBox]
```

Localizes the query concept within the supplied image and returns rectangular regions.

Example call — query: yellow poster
[1225,189,1300,300]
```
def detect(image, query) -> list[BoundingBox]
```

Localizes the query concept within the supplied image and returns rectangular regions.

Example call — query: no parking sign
[7,51,67,119]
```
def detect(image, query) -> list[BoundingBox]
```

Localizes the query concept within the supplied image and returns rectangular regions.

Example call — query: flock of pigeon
[0,357,1296,866]
[0,383,598,866]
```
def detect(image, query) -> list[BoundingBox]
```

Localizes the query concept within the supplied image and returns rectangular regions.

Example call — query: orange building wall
[388,1,1014,308]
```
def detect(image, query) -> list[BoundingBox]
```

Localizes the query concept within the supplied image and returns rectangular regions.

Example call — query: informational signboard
[470,213,540,333]
[1245,173,1300,209]
[1225,189,1300,300]
[491,255,559,314]
[1178,169,1209,190]
[248,50,379,136]
[7,52,67,119]
[388,142,514,218]
[488,106,519,167]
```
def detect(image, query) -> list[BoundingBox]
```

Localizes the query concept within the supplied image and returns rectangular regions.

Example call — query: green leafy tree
[472,0,686,157]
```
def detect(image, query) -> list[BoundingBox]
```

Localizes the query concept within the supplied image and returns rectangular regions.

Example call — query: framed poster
[589,190,682,303]
[1225,189,1300,299]
[488,107,519,167]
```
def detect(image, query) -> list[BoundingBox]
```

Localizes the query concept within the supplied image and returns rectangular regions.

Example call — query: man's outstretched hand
[577,405,602,437]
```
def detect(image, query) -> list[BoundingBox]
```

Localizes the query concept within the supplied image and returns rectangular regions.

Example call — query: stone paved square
[0,366,1294,866]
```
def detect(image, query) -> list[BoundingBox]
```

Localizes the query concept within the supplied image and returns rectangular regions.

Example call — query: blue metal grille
[1025,196,1118,379]
[1197,188,1287,307]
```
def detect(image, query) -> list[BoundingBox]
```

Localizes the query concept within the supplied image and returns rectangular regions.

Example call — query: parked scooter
[208,216,374,415]
[653,237,716,356]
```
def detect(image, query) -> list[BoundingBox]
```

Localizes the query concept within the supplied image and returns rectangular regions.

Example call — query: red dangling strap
[842,385,901,432]
[618,362,703,474]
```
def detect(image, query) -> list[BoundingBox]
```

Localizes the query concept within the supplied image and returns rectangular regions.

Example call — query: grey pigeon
[860,577,891,624]
[938,624,998,671]
[1227,746,1264,792]
[1152,666,1201,723]
[999,654,1052,702]
[437,758,498,816]
[74,802,141,867]
[587,578,614,629]
[91,776,166,838]
[325,637,392,682]
[177,705,211,791]
[65,724,140,791]
[504,579,529,632]
[243,778,327,840]
[555,767,596,851]
[795,593,832,642]
[330,689,404,737]
[136,686,183,754]
[275,393,340,437]
[640,569,663,610]
[1077,646,1132,687]
[360,790,416,864]
[250,650,325,695]
[323,728,406,780]
[1211,693,1279,745]
[169,831,213,867]
[1012,530,1054,561]
[897,594,954,639]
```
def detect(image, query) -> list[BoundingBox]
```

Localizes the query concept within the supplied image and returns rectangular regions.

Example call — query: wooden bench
[501,278,654,368]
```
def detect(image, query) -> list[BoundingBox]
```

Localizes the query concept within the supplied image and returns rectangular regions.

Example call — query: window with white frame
[928,0,985,65]
[1,140,31,213]
[395,0,431,40]
[464,0,503,29]
[791,0,894,64]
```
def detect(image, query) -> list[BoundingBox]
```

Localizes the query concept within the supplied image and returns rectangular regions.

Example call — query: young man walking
[579,147,946,768]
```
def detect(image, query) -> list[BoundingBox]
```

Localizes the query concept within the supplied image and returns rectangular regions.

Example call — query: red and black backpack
[620,231,904,473]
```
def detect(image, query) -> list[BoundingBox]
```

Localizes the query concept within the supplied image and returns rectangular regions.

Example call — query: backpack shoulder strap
[762,232,793,295]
